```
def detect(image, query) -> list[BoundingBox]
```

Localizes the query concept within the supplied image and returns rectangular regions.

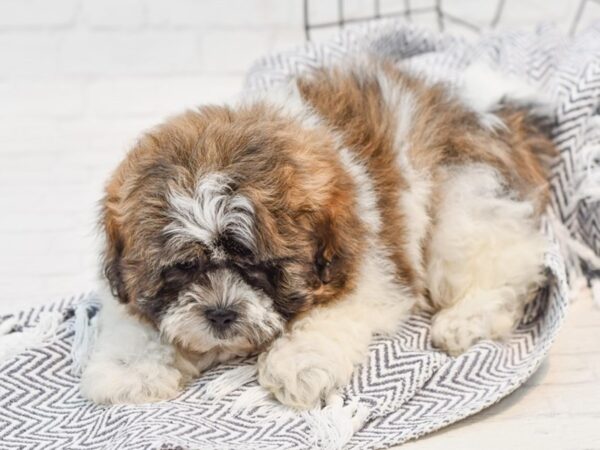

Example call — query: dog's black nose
[205,308,238,330]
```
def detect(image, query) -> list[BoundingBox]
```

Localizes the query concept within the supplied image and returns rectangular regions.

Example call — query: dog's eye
[240,264,280,295]
[162,256,207,285]
[174,259,200,272]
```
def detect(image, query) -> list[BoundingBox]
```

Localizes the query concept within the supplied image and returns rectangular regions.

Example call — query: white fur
[426,164,548,355]
[376,71,417,145]
[80,286,198,404]
[337,148,382,233]
[378,71,433,285]
[459,62,554,132]
[166,172,255,252]
[461,63,543,113]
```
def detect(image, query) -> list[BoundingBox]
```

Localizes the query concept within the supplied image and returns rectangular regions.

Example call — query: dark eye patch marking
[161,254,208,286]
[272,291,308,320]
[174,259,200,272]
[235,261,282,297]
[145,251,305,326]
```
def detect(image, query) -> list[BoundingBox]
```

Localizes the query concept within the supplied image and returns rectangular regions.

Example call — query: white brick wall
[82,0,146,29]
[0,0,304,80]
[0,0,79,28]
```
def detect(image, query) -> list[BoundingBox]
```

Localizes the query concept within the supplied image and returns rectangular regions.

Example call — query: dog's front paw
[80,356,184,404]
[257,336,352,409]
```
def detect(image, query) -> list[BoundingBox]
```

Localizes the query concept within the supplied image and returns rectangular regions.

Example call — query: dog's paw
[431,303,516,356]
[80,357,184,404]
[257,337,352,410]
[431,309,484,356]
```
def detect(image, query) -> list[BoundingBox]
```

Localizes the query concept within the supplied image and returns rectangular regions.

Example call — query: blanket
[1,19,599,450]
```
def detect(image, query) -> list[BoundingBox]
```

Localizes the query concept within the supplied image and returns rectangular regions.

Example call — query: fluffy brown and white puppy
[80,61,556,408]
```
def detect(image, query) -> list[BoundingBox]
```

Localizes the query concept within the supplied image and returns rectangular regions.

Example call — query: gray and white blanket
[1,20,599,450]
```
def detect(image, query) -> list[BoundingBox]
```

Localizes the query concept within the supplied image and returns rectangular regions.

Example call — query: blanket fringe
[70,302,99,375]
[548,209,600,307]
[573,119,600,307]
[303,394,370,450]
[0,316,19,336]
[577,119,600,202]
[202,364,257,400]
[0,311,63,362]
[231,386,299,421]
[231,385,275,411]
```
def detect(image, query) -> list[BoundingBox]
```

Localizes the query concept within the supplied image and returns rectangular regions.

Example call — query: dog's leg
[80,290,198,404]
[257,249,414,409]
[427,165,548,356]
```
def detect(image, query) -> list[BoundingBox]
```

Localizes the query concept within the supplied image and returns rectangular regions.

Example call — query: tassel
[303,394,370,450]
[230,385,298,421]
[202,364,257,400]
[576,119,600,202]
[0,311,63,362]
[70,302,100,375]
[547,209,600,304]
[231,385,274,411]
[0,316,19,336]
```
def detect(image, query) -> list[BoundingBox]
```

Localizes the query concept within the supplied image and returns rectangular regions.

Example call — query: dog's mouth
[158,282,287,355]
[209,323,244,342]
[218,319,282,348]
[160,311,283,357]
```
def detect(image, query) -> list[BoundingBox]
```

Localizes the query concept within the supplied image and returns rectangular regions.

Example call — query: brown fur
[100,60,556,351]
[298,68,417,293]
[102,102,365,328]
[297,62,556,299]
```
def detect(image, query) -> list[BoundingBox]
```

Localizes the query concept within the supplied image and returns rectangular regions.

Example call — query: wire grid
[303,0,600,40]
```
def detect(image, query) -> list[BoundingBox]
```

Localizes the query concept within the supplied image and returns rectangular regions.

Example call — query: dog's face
[101,104,363,355]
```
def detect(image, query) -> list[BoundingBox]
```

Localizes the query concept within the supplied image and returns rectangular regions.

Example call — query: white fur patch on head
[165,173,255,252]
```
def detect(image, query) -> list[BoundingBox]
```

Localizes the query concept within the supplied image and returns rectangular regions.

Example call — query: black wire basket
[303,0,600,40]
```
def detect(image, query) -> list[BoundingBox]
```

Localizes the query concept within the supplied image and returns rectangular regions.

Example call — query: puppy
[80,61,556,409]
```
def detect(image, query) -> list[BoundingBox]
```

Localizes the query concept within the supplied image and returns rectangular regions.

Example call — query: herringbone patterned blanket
[1,20,599,450]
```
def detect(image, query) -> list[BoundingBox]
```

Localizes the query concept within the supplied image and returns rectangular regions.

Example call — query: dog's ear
[315,247,333,285]
[311,185,363,291]
[313,213,346,287]
[101,200,129,304]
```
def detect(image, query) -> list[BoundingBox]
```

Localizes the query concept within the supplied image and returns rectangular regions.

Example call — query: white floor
[399,297,600,450]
